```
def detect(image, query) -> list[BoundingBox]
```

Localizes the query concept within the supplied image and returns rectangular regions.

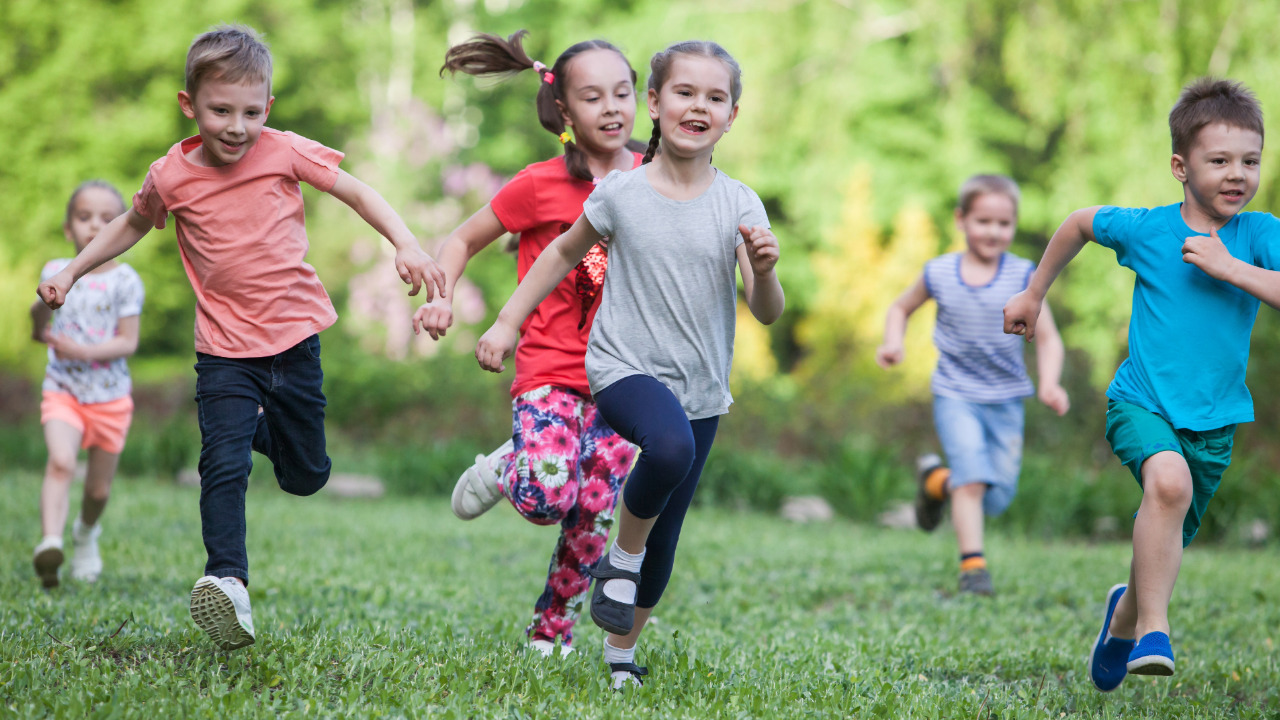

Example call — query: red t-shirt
[489,153,642,398]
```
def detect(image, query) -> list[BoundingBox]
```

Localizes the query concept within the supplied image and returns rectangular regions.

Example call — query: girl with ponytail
[475,40,785,689]
[413,30,643,658]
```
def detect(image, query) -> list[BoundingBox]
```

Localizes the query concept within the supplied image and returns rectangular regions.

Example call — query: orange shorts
[40,391,135,454]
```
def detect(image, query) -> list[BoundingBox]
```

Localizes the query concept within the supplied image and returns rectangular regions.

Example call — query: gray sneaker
[33,537,64,589]
[914,454,948,532]
[190,576,256,651]
[451,438,513,520]
[959,568,994,596]
[69,517,103,583]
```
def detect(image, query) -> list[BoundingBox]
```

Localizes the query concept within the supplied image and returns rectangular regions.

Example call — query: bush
[694,446,818,512]
[816,437,913,522]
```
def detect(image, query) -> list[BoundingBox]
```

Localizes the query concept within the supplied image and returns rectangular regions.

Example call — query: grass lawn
[2,470,1277,719]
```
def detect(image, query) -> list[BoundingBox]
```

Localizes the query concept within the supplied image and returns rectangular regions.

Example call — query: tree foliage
[6,0,1280,439]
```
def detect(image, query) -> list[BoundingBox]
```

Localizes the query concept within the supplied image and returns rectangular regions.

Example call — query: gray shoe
[914,454,948,532]
[959,568,994,596]
[33,538,64,589]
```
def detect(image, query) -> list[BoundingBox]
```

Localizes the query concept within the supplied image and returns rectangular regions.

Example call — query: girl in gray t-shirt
[476,40,785,689]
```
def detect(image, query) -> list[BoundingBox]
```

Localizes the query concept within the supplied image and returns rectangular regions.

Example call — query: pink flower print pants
[499,385,637,646]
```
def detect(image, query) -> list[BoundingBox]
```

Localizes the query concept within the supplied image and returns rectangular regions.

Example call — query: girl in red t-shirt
[412,30,642,657]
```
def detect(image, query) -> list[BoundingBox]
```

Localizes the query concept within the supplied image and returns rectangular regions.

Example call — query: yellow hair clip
[559,132,572,145]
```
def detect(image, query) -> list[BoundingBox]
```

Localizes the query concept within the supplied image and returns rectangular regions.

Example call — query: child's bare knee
[1142,464,1193,509]
[45,454,77,482]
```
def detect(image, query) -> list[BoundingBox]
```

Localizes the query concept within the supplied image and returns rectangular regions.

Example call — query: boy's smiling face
[178,77,274,167]
[1173,122,1262,227]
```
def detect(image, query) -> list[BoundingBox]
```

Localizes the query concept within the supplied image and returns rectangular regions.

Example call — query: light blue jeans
[932,394,1024,517]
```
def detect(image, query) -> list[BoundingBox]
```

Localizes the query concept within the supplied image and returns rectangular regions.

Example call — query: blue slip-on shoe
[1127,631,1175,676]
[1088,583,1135,691]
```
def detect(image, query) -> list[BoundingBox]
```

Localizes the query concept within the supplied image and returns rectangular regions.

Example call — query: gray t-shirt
[582,166,769,419]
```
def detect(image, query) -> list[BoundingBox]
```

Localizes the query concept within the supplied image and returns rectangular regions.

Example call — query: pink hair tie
[543,72,555,85]
[532,61,546,73]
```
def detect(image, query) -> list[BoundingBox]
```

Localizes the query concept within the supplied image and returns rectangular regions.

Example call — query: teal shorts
[1105,400,1234,547]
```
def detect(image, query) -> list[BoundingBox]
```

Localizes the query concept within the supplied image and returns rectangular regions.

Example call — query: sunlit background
[4,0,1279,541]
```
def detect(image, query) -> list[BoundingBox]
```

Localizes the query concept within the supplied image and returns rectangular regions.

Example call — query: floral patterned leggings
[498,385,637,646]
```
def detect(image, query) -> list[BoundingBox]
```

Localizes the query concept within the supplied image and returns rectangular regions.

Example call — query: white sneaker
[450,438,513,520]
[70,517,103,583]
[33,536,64,589]
[190,576,256,651]
[529,638,576,657]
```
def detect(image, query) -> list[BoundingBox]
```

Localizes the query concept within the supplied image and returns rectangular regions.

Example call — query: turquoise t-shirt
[1093,203,1280,431]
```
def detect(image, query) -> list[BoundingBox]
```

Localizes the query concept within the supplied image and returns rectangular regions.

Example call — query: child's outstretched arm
[1182,227,1280,310]
[475,215,602,372]
[328,170,447,301]
[875,275,929,368]
[736,225,785,324]
[411,206,508,340]
[37,210,152,309]
[1032,301,1070,415]
[1003,206,1102,341]
[45,316,141,362]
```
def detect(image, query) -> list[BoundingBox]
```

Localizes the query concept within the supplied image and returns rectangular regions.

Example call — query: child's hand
[1182,227,1237,281]
[412,297,454,340]
[46,334,88,361]
[740,225,779,276]
[1038,383,1070,416]
[875,344,903,368]
[1003,289,1043,341]
[395,244,448,301]
[37,272,73,310]
[475,320,517,373]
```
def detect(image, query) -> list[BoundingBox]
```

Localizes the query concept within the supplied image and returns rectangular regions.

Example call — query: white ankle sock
[603,542,644,605]
[603,637,636,665]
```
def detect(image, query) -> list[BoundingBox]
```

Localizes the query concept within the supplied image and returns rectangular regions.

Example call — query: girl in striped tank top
[876,174,1070,596]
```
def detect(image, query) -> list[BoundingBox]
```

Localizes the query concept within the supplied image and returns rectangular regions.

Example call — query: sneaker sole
[34,547,64,589]
[1127,655,1175,676]
[190,579,255,651]
[1088,583,1129,692]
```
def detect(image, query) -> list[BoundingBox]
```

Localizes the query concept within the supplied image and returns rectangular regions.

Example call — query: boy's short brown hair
[1169,77,1263,157]
[185,25,273,98]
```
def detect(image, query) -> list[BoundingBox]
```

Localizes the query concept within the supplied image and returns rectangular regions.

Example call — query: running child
[30,181,144,589]
[475,40,784,689]
[37,25,445,650]
[412,30,641,657]
[1003,78,1280,689]
[876,174,1069,596]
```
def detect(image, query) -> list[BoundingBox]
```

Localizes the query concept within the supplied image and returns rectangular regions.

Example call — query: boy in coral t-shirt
[38,25,444,651]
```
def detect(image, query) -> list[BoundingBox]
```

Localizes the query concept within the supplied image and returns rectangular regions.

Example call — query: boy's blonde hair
[957,174,1020,215]
[185,25,273,98]
[1169,77,1264,157]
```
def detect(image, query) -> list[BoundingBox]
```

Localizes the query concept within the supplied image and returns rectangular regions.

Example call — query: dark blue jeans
[194,334,331,584]
[594,374,719,608]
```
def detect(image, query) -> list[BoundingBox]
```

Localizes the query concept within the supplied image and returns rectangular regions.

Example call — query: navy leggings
[593,375,718,608]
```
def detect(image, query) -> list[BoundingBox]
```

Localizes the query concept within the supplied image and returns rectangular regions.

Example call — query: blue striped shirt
[924,252,1035,403]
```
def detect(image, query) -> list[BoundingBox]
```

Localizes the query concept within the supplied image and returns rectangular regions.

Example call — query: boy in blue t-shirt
[1004,78,1280,691]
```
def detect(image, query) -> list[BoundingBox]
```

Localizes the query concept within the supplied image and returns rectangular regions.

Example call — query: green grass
[2,471,1277,719]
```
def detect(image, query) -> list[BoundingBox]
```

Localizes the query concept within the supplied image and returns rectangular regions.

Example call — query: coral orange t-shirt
[489,153,643,398]
[132,128,342,358]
